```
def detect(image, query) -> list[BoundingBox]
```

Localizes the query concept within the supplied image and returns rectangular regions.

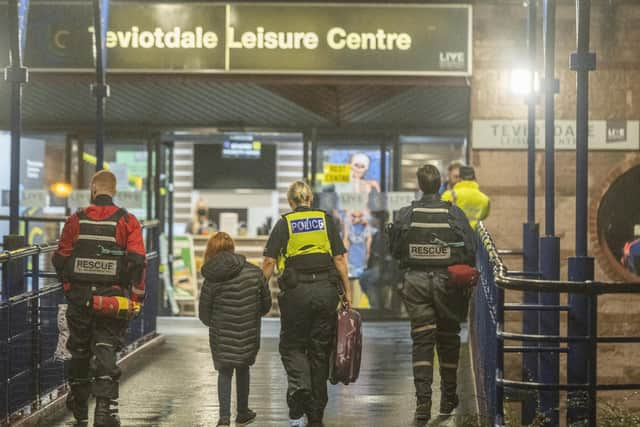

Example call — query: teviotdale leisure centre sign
[0,2,472,76]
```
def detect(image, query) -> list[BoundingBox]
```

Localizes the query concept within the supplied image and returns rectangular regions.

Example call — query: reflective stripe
[77,234,117,243]
[413,208,449,214]
[96,343,113,348]
[96,375,114,380]
[410,223,451,229]
[413,361,433,367]
[132,287,145,295]
[441,362,458,369]
[413,324,437,334]
[79,220,118,226]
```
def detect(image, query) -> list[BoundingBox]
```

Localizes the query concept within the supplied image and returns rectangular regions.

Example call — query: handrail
[0,240,59,264]
[0,215,160,229]
[476,222,640,295]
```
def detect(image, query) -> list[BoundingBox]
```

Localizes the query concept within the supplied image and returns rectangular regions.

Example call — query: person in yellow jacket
[441,166,490,229]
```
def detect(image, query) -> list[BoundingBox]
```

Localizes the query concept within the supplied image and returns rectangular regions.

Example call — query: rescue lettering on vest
[290,217,325,233]
[409,244,451,260]
[74,258,118,276]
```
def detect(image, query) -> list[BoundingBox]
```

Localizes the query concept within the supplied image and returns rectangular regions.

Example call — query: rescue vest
[402,202,466,269]
[65,209,128,285]
[278,209,333,271]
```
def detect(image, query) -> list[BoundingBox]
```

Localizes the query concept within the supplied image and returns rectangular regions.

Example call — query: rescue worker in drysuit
[52,170,147,427]
[389,165,476,424]
[262,181,352,427]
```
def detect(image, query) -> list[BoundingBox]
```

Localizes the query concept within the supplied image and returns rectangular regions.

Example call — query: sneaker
[216,416,231,426]
[440,394,459,415]
[289,414,308,427]
[415,402,431,423]
[236,409,256,425]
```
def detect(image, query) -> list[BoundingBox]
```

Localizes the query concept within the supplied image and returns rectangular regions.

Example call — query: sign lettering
[291,217,325,233]
[0,3,471,75]
[473,120,640,151]
[74,258,118,276]
[409,244,451,260]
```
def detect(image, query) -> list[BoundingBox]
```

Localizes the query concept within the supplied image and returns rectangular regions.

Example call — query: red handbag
[447,264,479,289]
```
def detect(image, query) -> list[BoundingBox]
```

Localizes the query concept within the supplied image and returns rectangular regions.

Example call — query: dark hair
[448,161,463,172]
[460,166,476,180]
[416,164,441,194]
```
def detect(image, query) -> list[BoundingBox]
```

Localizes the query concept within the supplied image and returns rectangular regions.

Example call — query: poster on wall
[319,149,384,279]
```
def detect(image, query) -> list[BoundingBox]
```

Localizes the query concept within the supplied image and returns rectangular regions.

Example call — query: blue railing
[0,220,161,425]
[472,222,640,426]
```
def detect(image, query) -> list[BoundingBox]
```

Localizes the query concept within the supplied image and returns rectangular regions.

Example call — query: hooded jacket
[198,252,272,369]
[441,180,490,230]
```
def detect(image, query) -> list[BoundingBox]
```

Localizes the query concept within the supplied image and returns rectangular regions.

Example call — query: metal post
[539,2,561,425]
[30,251,40,407]
[167,142,174,290]
[91,0,110,172]
[543,0,559,238]
[587,293,598,427]
[2,235,27,298]
[568,1,596,424]
[146,139,153,221]
[303,131,310,182]
[154,140,165,227]
[393,136,401,192]
[310,128,318,189]
[5,0,29,235]
[522,2,541,423]
[64,135,73,216]
[496,283,505,426]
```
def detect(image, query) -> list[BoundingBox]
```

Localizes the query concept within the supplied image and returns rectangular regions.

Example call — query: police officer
[53,170,147,427]
[389,165,475,424]
[262,181,352,427]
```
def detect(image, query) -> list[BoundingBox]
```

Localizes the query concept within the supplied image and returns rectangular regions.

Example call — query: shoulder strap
[106,208,129,223]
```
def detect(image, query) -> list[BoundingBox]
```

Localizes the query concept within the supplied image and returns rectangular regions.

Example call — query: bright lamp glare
[510,69,539,96]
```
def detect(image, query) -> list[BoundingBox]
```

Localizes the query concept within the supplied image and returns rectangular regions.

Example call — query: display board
[0,2,472,76]
[193,143,277,190]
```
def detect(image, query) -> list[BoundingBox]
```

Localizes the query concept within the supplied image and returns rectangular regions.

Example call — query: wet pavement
[48,318,478,427]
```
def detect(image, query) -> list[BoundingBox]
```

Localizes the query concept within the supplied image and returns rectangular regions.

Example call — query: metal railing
[471,222,640,427]
[0,221,161,425]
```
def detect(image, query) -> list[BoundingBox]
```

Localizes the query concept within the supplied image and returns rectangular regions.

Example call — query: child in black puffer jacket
[198,232,272,427]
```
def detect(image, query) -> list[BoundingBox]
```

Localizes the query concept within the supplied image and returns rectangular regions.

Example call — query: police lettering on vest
[291,217,325,233]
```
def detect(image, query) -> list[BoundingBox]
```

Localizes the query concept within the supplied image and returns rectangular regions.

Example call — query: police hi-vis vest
[278,209,333,271]
[66,209,128,285]
[402,203,466,269]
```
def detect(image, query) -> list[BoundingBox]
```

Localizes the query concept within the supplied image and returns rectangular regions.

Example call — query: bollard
[539,235,560,426]
[2,235,27,299]
[522,222,540,424]
[567,256,594,424]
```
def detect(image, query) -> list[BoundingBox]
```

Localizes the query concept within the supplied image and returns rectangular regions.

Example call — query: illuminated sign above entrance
[0,2,472,76]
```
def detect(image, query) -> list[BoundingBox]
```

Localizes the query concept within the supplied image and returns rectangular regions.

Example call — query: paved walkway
[48,318,478,427]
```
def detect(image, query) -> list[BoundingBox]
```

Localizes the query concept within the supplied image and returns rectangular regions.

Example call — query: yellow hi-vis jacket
[442,180,490,229]
[277,209,333,271]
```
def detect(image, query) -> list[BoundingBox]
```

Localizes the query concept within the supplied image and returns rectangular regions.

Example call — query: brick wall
[471,0,640,414]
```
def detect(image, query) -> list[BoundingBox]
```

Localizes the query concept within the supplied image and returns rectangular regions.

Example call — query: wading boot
[94,398,120,427]
[66,393,89,424]
[414,400,431,425]
[440,394,459,415]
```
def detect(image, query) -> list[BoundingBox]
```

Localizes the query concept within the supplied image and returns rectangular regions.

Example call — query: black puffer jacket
[198,252,272,370]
